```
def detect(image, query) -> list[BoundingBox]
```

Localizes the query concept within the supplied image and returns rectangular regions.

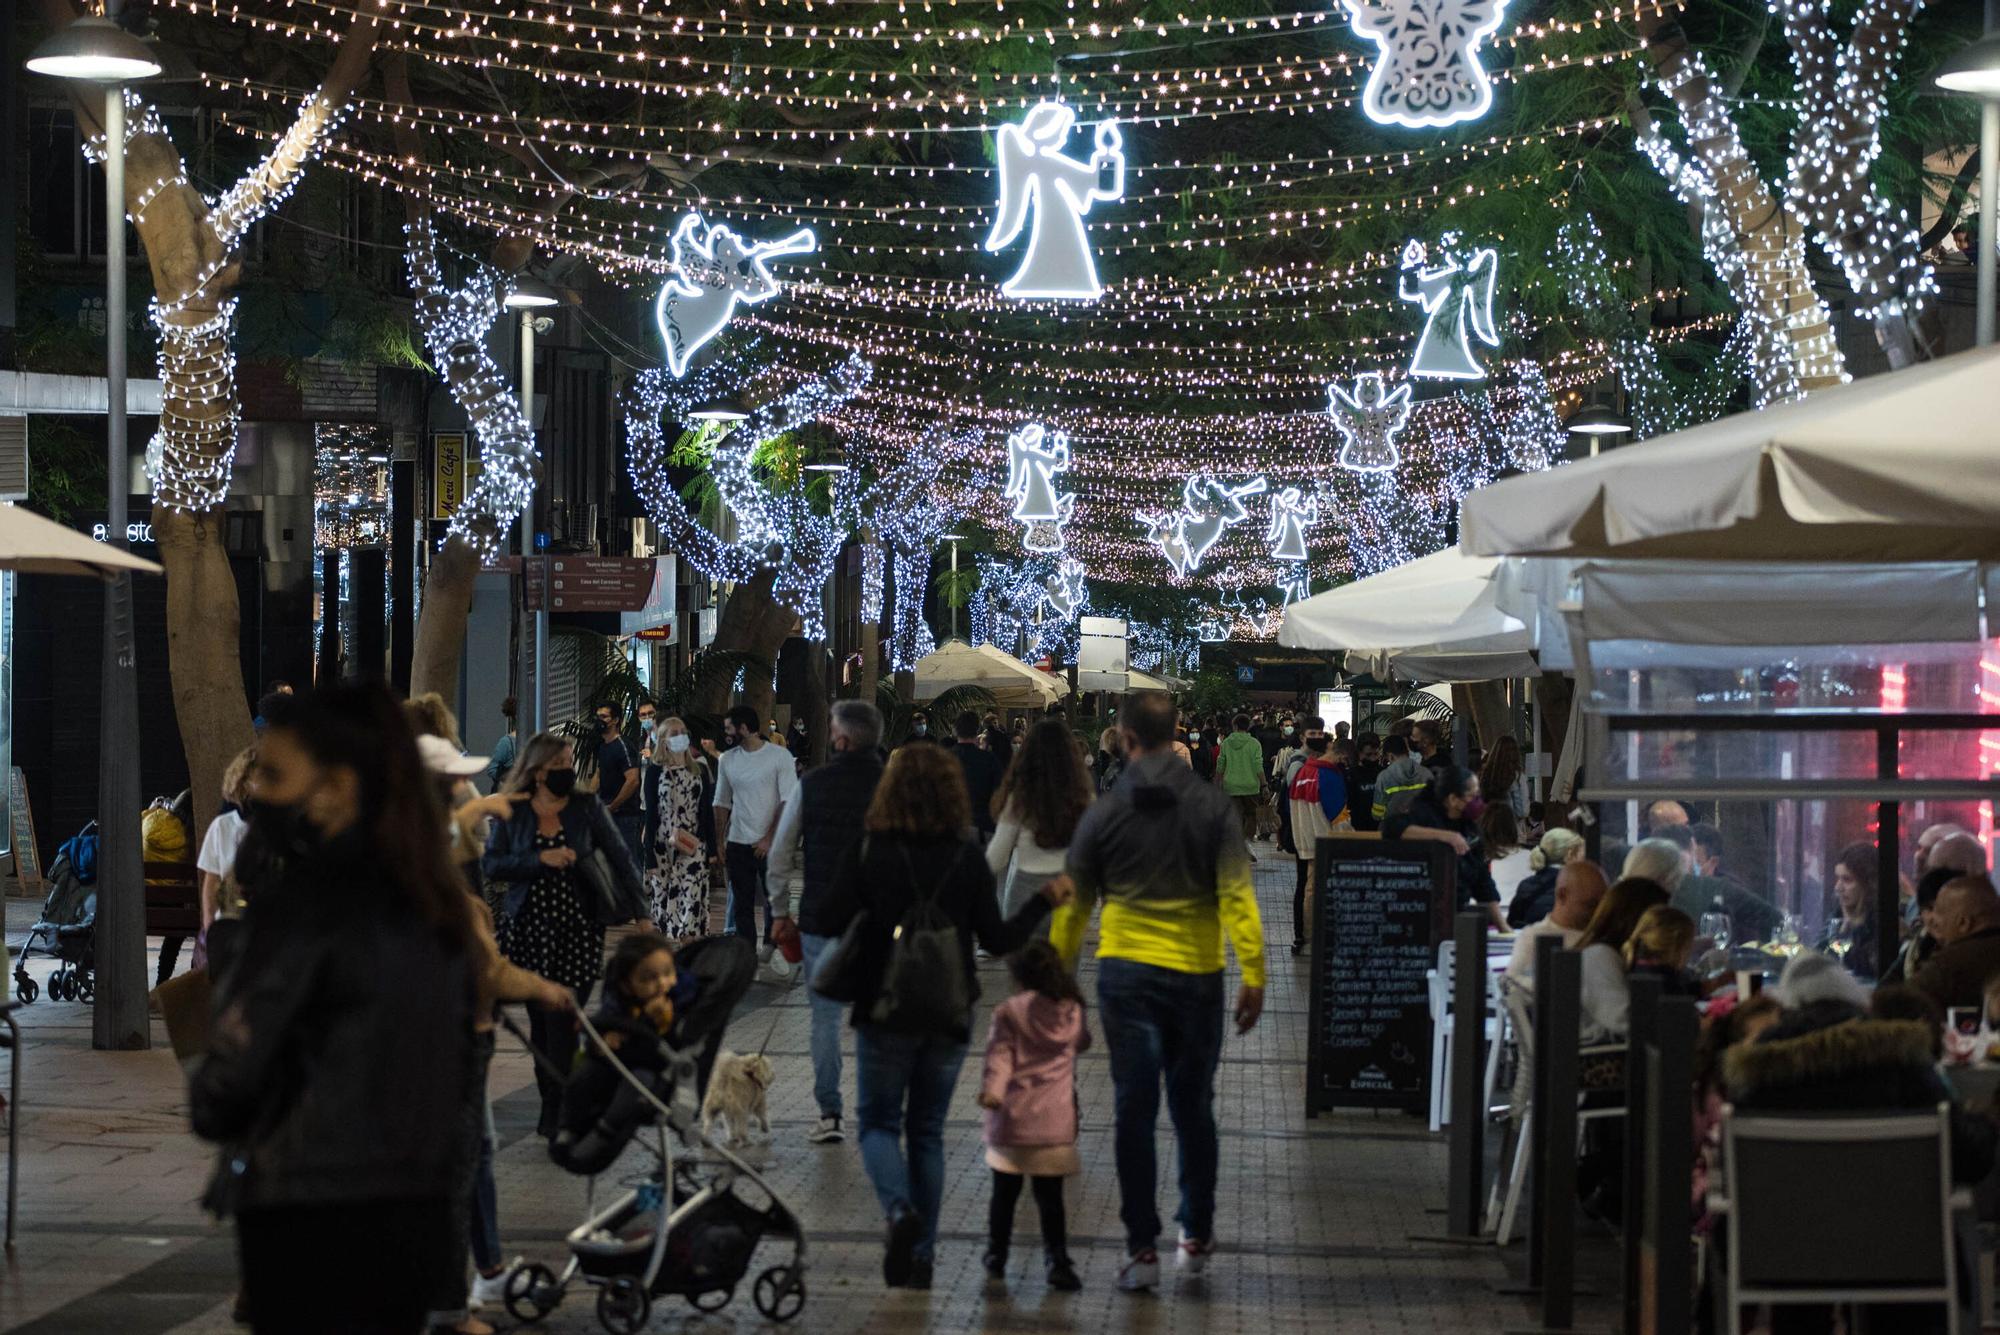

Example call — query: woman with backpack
[816,743,1073,1290]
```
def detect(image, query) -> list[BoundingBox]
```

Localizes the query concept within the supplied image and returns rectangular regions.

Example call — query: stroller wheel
[595,1276,651,1334]
[14,978,35,1005]
[504,1262,562,1322]
[753,1266,806,1322]
[685,1286,733,1313]
[79,975,94,1003]
[53,972,72,1002]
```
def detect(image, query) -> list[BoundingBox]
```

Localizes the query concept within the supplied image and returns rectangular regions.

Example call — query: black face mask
[243,798,318,856]
[540,769,578,798]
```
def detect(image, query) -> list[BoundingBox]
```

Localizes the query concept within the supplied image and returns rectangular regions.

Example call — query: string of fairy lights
[104,0,1943,651]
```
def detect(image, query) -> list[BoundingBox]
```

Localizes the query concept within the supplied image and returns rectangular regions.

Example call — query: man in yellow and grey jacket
[1050,693,1264,1295]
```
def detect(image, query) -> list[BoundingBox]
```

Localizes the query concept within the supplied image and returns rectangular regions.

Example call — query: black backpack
[867,842,973,1035]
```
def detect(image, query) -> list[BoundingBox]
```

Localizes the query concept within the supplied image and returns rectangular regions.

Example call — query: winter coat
[1287,757,1349,859]
[980,992,1091,1148]
[189,838,474,1213]
[1508,864,1561,929]
[1724,1008,1997,1186]
[787,748,884,935]
[1372,755,1431,821]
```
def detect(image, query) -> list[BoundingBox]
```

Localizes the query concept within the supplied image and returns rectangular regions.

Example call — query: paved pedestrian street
[0,853,1614,1333]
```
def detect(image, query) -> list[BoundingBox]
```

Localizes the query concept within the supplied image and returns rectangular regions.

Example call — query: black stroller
[12,823,99,1004]
[505,936,808,1333]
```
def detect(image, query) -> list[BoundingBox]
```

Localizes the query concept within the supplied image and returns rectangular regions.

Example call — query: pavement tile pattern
[0,847,1616,1333]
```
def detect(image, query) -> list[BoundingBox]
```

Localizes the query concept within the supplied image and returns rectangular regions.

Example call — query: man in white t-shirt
[1504,861,1608,990]
[713,703,800,953]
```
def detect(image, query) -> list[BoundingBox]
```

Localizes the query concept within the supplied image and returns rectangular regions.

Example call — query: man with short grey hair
[769,698,885,1144]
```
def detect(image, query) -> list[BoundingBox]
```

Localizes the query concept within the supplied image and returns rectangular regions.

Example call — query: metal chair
[1711,1104,1966,1335]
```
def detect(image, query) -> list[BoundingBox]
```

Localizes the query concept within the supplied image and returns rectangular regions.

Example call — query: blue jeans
[724,842,773,944]
[799,932,845,1119]
[854,1025,967,1263]
[1097,957,1225,1253]
[614,809,645,873]
[470,1095,501,1272]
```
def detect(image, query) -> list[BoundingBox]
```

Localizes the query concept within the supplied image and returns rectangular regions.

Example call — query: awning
[0,504,164,579]
[1278,547,1535,682]
[1459,344,2000,563]
[914,641,1069,709]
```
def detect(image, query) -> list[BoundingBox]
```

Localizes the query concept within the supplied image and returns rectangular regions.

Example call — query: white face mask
[665,734,690,753]
[641,718,656,733]
[1188,732,1201,745]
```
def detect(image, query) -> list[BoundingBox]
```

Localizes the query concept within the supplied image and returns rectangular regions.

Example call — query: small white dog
[701,1050,775,1147]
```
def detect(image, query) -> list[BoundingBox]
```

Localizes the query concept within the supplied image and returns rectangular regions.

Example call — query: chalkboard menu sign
[1306,837,1454,1115]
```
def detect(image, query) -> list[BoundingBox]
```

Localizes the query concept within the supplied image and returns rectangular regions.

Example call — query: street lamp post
[26,13,162,1050]
[941,534,965,641]
[504,277,556,733]
[1934,5,2000,348]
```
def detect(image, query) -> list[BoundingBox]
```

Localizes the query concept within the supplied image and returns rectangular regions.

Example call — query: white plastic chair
[1428,940,1504,1132]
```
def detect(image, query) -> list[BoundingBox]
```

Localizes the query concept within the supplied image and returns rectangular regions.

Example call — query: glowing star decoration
[1043,558,1088,622]
[654,212,817,377]
[1003,424,1077,553]
[1328,374,1414,474]
[1265,486,1320,605]
[1400,238,1500,380]
[986,102,1126,300]
[1345,0,1513,130]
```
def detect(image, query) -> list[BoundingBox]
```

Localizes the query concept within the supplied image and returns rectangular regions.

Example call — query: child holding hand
[979,940,1090,1292]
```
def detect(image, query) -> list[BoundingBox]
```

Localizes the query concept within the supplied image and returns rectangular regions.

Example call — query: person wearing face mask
[901,711,936,747]
[646,715,710,942]
[483,731,643,1139]
[1382,764,1506,930]
[189,684,476,1335]
[766,699,887,1146]
[636,701,660,875]
[592,704,644,872]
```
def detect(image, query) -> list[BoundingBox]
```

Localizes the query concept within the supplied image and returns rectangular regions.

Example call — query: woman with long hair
[1575,876,1672,1042]
[818,743,1072,1290]
[189,683,477,1335]
[1479,733,1527,820]
[988,719,1095,916]
[1822,840,1881,979]
[1093,726,1126,794]
[648,715,711,940]
[483,731,644,1138]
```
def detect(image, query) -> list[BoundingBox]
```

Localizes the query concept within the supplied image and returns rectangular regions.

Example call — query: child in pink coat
[978,940,1090,1291]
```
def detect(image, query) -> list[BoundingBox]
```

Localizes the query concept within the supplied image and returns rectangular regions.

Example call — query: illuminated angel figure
[655,212,817,377]
[1265,485,1319,563]
[1328,373,1414,473]
[1179,475,1269,573]
[1400,238,1500,380]
[1345,0,1514,130]
[1003,423,1076,553]
[1043,558,1087,622]
[986,102,1126,300]
[1138,509,1194,578]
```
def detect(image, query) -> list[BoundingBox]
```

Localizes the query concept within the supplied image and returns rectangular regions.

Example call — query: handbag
[868,844,972,1033]
[577,805,646,926]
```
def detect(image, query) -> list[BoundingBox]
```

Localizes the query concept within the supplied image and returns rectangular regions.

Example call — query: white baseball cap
[417,734,489,778]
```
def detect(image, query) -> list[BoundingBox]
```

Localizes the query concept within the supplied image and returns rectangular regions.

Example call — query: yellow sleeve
[1050,893,1096,971]
[1217,859,1266,988]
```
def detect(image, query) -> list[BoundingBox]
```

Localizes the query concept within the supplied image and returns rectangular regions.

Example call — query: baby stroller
[12,822,99,1005]
[504,936,808,1333]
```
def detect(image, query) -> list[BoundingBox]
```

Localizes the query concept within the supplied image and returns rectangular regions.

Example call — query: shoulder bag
[809,837,877,1004]
[576,801,646,927]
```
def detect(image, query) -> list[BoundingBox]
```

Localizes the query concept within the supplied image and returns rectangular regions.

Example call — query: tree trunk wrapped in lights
[1770,0,1932,369]
[1633,9,1900,402]
[36,0,378,831]
[403,220,541,699]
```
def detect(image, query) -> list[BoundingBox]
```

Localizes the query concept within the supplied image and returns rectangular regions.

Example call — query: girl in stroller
[554,932,686,1174]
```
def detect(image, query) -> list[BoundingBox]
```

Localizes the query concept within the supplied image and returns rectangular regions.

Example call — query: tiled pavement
[0,850,1619,1333]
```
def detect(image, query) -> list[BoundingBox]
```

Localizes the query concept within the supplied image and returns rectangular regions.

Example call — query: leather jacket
[190,841,474,1214]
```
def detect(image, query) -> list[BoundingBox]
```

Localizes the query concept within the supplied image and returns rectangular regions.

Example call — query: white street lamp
[510,276,557,733]
[1935,18,2000,347]
[26,12,160,1051]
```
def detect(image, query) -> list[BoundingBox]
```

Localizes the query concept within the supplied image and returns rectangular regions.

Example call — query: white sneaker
[1176,1231,1215,1274]
[468,1258,521,1310]
[758,941,776,964]
[807,1115,844,1145]
[1115,1248,1159,1292]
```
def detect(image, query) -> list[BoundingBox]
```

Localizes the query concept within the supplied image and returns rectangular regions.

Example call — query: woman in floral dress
[649,715,711,941]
